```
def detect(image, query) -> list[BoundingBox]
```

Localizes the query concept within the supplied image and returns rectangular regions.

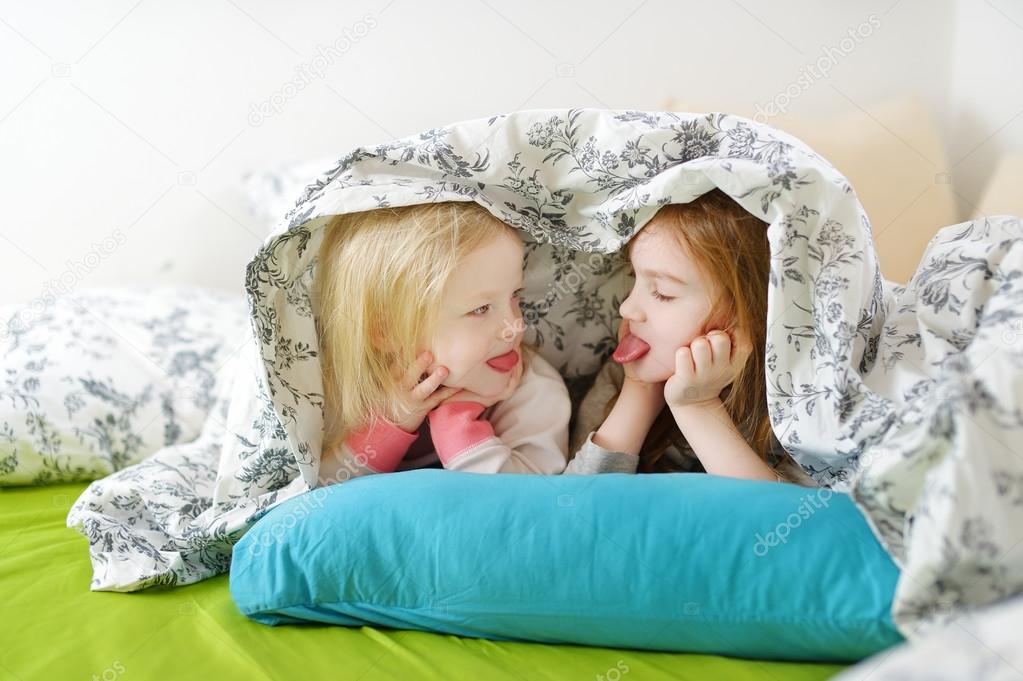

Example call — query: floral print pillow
[1,287,249,485]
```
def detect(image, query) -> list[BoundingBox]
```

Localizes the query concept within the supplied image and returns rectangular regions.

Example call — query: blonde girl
[314,202,572,485]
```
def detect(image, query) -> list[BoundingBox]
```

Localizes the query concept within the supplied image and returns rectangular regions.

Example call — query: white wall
[2,0,1018,307]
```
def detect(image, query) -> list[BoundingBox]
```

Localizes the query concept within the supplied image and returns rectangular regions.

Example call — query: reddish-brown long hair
[604,189,787,476]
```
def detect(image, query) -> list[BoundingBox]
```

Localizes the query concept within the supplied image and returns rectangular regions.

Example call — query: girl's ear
[701,314,731,336]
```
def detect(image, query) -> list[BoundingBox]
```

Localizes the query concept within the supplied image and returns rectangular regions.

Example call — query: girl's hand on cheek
[664,329,753,409]
[439,355,524,409]
[386,351,459,432]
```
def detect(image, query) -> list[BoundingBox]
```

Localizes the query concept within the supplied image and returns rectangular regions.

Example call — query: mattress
[1,482,845,680]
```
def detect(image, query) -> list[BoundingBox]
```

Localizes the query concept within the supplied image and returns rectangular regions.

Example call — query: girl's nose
[619,290,643,323]
[498,301,525,343]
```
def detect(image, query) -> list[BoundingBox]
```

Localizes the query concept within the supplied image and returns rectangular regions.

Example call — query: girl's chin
[458,377,508,398]
[629,354,673,383]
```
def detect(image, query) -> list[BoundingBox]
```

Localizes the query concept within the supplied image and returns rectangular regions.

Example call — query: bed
[6,108,1023,679]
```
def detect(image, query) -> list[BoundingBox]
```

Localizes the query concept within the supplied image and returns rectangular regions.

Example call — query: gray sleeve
[563,431,639,475]
[569,360,625,454]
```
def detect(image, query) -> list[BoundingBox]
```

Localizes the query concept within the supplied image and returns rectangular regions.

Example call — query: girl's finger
[412,365,448,399]
[427,385,461,407]
[689,337,712,371]
[707,332,731,366]
[405,351,434,388]
[675,346,695,376]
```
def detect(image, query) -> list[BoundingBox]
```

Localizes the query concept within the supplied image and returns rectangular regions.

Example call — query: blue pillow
[229,470,902,662]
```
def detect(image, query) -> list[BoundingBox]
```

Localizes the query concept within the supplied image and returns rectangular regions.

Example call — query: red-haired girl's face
[618,220,719,383]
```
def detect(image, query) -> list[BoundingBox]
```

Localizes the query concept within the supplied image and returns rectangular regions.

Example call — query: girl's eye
[651,290,674,302]
[471,289,524,316]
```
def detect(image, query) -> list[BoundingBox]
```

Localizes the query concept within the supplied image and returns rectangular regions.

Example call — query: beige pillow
[663,96,960,284]
[975,154,1023,220]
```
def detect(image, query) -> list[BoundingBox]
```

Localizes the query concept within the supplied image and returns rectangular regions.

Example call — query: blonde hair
[314,201,521,454]
[605,189,794,479]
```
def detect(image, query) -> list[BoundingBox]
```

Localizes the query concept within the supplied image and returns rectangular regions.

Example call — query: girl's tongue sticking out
[486,349,520,373]
[612,333,651,364]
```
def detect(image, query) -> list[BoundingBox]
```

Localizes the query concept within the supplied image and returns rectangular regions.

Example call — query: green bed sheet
[0,482,846,680]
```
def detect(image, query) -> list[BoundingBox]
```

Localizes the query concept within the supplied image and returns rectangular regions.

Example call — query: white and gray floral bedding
[835,591,1023,680]
[1,287,248,485]
[63,109,1023,644]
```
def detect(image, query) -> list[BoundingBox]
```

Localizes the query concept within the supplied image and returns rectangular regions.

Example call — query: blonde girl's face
[422,231,526,397]
[618,221,719,383]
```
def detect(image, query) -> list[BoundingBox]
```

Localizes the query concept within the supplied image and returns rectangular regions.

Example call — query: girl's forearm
[592,385,663,456]
[669,398,778,481]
